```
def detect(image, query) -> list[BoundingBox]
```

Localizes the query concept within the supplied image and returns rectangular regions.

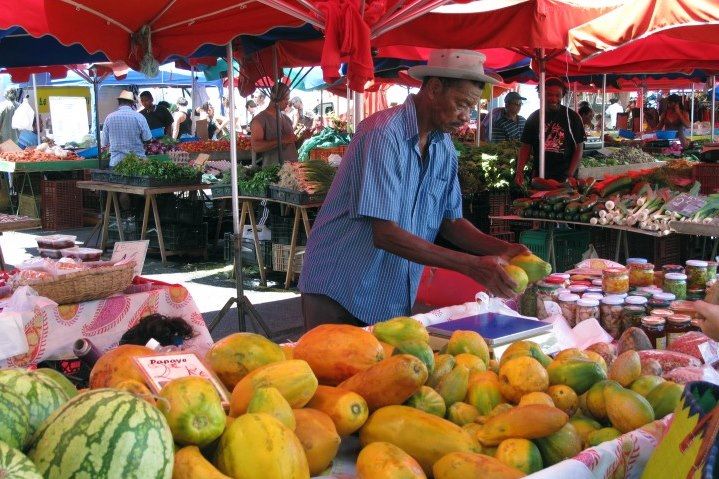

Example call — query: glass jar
[600,295,625,339]
[575,298,600,325]
[627,257,648,266]
[586,286,604,295]
[603,268,630,295]
[641,316,667,350]
[708,261,718,282]
[631,290,655,300]
[663,273,687,300]
[552,273,571,285]
[649,292,676,312]
[592,279,604,287]
[569,284,589,295]
[622,296,648,330]
[666,314,693,346]
[558,293,580,326]
[651,309,674,321]
[583,293,604,302]
[536,280,563,319]
[670,300,698,319]
[663,264,685,275]
[686,260,709,291]
[629,262,655,288]
[687,289,706,301]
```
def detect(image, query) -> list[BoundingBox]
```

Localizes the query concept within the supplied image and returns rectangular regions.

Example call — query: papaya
[446,331,490,366]
[360,405,479,475]
[280,343,295,360]
[247,386,296,430]
[489,403,514,418]
[496,438,543,474]
[553,348,588,362]
[462,422,483,441]
[645,381,683,419]
[604,382,654,433]
[356,442,427,479]
[379,341,395,358]
[518,392,554,407]
[468,370,499,387]
[454,353,487,372]
[608,350,641,387]
[499,341,552,368]
[432,452,526,479]
[488,359,500,374]
[293,324,385,386]
[569,417,602,447]
[372,316,429,346]
[630,375,665,397]
[113,379,156,406]
[428,354,456,389]
[584,380,615,421]
[89,344,155,388]
[587,427,621,447]
[547,385,578,416]
[534,422,583,466]
[447,402,480,426]
[393,340,435,374]
[503,265,529,293]
[229,359,319,416]
[205,333,285,390]
[466,380,503,416]
[405,386,446,417]
[509,252,552,283]
[306,385,369,436]
[339,355,428,411]
[292,408,341,476]
[583,350,608,372]
[436,365,470,407]
[547,358,607,395]
[498,356,549,404]
[476,404,568,447]
[173,446,232,479]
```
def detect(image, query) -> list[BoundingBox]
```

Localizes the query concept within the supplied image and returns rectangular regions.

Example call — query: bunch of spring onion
[678,193,719,224]
[589,185,678,234]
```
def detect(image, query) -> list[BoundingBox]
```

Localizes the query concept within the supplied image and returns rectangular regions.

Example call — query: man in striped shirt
[102,90,152,168]
[491,92,527,142]
[299,50,528,328]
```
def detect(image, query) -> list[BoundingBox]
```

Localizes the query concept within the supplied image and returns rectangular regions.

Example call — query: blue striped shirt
[102,106,152,166]
[299,95,463,324]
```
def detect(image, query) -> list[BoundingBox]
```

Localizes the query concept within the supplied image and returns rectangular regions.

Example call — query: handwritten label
[111,240,149,277]
[665,193,706,217]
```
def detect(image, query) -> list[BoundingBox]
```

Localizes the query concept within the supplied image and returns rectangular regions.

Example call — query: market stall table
[76,181,208,264]
[0,282,213,368]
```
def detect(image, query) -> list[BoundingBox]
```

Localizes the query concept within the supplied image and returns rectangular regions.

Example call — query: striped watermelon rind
[0,440,42,479]
[29,389,174,479]
[0,369,69,438]
[0,384,31,450]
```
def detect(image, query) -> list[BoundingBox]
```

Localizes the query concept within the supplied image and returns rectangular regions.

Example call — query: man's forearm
[517,144,531,173]
[440,218,512,256]
[568,144,584,176]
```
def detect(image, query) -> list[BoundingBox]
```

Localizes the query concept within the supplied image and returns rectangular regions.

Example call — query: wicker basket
[272,244,305,273]
[309,145,347,162]
[23,263,136,305]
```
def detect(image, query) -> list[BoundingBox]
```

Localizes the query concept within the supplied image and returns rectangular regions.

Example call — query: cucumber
[565,201,582,214]
[579,195,598,213]
[553,202,566,212]
[579,212,593,222]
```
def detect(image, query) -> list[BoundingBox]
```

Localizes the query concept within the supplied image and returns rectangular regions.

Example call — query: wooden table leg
[149,195,167,264]
[246,202,267,286]
[100,191,114,251]
[214,199,227,246]
[140,195,151,239]
[285,206,302,289]
[111,192,124,242]
[300,207,312,237]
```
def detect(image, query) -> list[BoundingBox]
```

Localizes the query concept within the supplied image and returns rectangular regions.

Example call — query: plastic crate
[41,180,83,230]
[309,145,347,162]
[627,233,683,266]
[692,163,719,195]
[223,234,273,267]
[272,243,305,273]
[269,185,325,205]
[270,213,307,246]
[90,170,110,182]
[553,229,591,273]
[154,194,205,225]
[239,187,270,198]
[147,222,208,251]
[210,184,232,198]
[107,218,140,244]
[519,229,552,262]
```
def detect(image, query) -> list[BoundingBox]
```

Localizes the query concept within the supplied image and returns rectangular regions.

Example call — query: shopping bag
[11,99,34,131]
[642,381,719,479]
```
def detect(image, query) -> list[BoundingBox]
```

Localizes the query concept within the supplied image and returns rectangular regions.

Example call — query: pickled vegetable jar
[666,314,692,346]
[708,261,717,282]
[687,289,706,301]
[575,298,600,325]
[641,316,667,350]
[663,273,687,300]
[558,293,580,326]
[648,292,676,312]
[603,268,629,294]
[686,260,709,290]
[600,295,625,339]
[626,257,648,266]
[629,262,655,288]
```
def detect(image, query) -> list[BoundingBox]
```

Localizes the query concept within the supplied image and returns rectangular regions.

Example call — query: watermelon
[0,385,31,450]
[0,440,42,478]
[34,368,78,399]
[29,389,174,479]
[0,369,69,437]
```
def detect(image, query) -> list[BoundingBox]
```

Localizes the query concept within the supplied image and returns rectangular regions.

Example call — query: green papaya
[500,341,552,368]
[534,423,583,466]
[405,386,446,417]
[466,380,503,416]
[436,364,469,407]
[587,427,622,447]
[569,417,602,447]
[372,316,429,346]
[604,382,654,433]
[509,253,552,283]
[547,359,607,395]
[427,354,456,389]
[630,375,665,397]
[393,340,435,374]
[645,381,683,419]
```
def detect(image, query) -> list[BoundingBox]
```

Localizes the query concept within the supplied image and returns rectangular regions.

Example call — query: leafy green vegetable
[114,154,199,182]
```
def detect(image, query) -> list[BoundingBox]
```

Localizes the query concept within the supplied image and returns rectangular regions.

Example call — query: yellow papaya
[306,385,369,436]
[405,386,446,417]
[509,252,552,283]
[518,392,554,407]
[585,380,616,421]
[608,350,641,387]
[547,385,578,416]
[476,404,568,447]
[173,446,232,479]
[247,386,296,430]
[503,265,529,294]
[447,402,480,426]
[495,438,543,475]
[446,331,490,365]
[372,316,429,346]
[603,382,654,433]
[645,381,683,419]
[436,365,469,407]
[587,427,621,447]
[432,452,526,479]
[454,353,487,372]
[534,422,583,466]
[356,442,427,479]
[553,348,588,362]
[393,340,435,374]
[569,417,602,447]
[499,341,552,368]
[466,380,503,416]
[630,375,665,397]
[205,332,285,390]
[428,354,456,389]
[498,356,549,404]
[292,408,341,476]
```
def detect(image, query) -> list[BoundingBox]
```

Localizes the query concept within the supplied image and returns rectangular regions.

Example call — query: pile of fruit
[0,146,80,163]
[179,137,252,153]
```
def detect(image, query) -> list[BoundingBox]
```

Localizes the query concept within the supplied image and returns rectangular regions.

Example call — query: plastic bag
[582,244,599,260]
[0,286,56,361]
[11,99,34,131]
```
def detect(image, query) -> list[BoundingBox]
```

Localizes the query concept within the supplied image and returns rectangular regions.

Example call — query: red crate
[693,163,719,195]
[41,180,83,230]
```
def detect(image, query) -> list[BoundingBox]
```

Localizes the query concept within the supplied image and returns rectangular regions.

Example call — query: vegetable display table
[0,213,41,270]
[76,181,207,264]
[212,195,323,289]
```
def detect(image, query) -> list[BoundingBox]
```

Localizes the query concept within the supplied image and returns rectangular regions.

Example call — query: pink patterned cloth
[0,284,213,367]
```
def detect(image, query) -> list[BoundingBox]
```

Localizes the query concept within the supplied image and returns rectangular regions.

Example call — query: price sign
[665,193,706,217]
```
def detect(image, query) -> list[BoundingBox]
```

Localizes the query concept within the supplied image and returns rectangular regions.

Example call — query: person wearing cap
[299,49,528,329]
[490,91,527,142]
[101,90,152,168]
[516,78,586,184]
[139,91,174,136]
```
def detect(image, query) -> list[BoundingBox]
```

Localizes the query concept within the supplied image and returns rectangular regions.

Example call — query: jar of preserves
[551,273,571,286]
[629,262,655,287]
[627,257,648,266]
[666,314,692,346]
[708,261,718,283]
[536,279,563,319]
[649,292,676,312]
[686,260,709,290]
[600,295,625,339]
[663,273,687,300]
[569,284,589,295]
[670,300,698,319]
[592,279,604,287]
[575,298,600,325]
[631,290,655,300]
[603,268,629,294]
[558,293,580,326]
[651,308,674,321]
[641,316,667,350]
[586,286,604,294]
[583,292,604,301]
[622,296,648,329]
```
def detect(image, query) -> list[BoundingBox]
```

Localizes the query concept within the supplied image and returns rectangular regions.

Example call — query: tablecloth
[0,283,213,368]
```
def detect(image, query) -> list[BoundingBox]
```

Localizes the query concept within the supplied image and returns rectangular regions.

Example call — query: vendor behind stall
[102,90,152,168]
[658,93,690,147]
[139,91,173,136]
[299,49,527,329]
[249,83,298,166]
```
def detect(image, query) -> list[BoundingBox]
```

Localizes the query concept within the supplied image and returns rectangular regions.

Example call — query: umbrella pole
[32,73,41,145]
[273,44,283,164]
[712,75,716,143]
[353,91,364,132]
[475,98,481,146]
[487,87,494,142]
[92,72,101,167]
[538,49,545,179]
[640,86,645,133]
[600,74,606,138]
[690,83,695,139]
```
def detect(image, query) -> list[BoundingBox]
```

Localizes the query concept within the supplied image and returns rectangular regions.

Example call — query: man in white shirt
[605,98,624,130]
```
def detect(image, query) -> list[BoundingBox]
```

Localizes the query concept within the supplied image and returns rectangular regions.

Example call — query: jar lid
[708,261,718,267]
[627,258,648,264]
[558,293,580,302]
[577,298,600,307]
[555,288,571,296]
[614,293,629,299]
[652,292,676,301]
[553,273,571,280]
[687,260,709,268]
[670,300,696,311]
[664,273,688,280]
[639,286,663,292]
[651,309,674,318]
[601,295,625,305]
[625,295,649,305]
[544,276,566,285]
[583,293,604,301]
[688,288,706,293]
[642,316,666,326]
[668,314,692,324]
[631,262,655,270]
[603,267,628,277]
[569,285,589,293]
[587,286,604,293]
[591,279,604,286]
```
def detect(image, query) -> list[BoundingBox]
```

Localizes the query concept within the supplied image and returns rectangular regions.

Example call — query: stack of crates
[519,228,591,273]
[145,194,208,251]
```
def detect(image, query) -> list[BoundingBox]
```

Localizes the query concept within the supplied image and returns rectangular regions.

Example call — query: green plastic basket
[519,229,552,262]
[553,229,591,272]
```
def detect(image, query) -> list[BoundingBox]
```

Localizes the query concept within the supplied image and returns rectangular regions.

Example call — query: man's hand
[694,301,719,341]
[501,242,530,261]
[464,255,517,298]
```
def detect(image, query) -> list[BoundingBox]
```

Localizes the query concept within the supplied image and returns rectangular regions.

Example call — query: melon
[0,440,42,479]
[0,369,69,437]
[0,384,31,450]
[29,389,173,479]
[34,368,77,399]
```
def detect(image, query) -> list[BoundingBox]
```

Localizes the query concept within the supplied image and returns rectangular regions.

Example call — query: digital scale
[584,136,604,151]
[427,313,559,360]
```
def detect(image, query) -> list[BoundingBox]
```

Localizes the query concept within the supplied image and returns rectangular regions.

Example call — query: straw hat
[408,49,500,85]
[117,90,135,101]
